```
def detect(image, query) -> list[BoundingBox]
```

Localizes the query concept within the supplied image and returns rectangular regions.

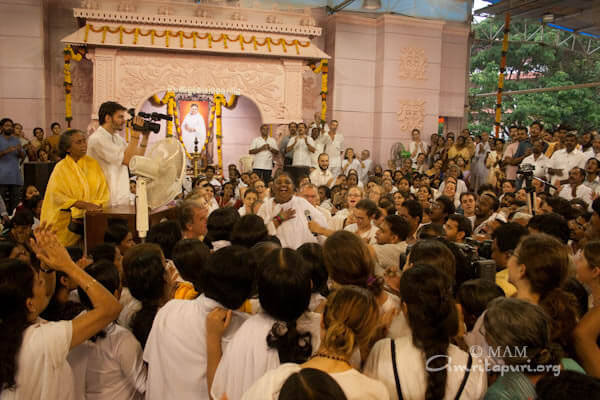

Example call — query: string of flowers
[63,45,87,126]
[84,24,311,55]
[213,94,238,171]
[309,59,328,123]
[202,105,216,153]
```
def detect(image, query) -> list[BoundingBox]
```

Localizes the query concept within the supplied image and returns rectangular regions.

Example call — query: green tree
[469,17,600,134]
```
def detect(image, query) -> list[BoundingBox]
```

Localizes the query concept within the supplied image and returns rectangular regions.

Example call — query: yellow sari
[41,155,109,246]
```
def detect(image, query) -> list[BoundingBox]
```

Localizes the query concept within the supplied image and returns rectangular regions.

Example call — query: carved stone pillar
[91,48,118,120]
[282,59,304,122]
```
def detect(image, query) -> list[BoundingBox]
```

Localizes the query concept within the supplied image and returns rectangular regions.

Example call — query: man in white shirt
[558,167,594,208]
[309,111,329,134]
[319,120,344,176]
[249,124,278,182]
[309,126,324,170]
[286,122,316,183]
[177,199,209,239]
[584,157,600,194]
[521,138,549,179]
[548,132,587,184]
[370,214,409,276]
[309,153,334,188]
[144,246,254,400]
[459,192,477,228]
[181,103,206,157]
[358,149,372,184]
[298,183,332,228]
[87,101,149,206]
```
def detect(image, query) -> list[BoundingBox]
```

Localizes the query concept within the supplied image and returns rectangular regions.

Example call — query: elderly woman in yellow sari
[41,129,109,246]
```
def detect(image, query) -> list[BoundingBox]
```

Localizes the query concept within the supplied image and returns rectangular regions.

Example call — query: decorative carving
[117,1,136,12]
[197,8,213,18]
[81,0,99,9]
[398,47,427,81]
[71,61,93,103]
[266,15,282,24]
[231,11,246,21]
[302,71,320,116]
[397,100,425,132]
[114,52,287,122]
[157,6,175,15]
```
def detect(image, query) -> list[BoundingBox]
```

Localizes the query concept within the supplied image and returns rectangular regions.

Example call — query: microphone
[304,210,318,237]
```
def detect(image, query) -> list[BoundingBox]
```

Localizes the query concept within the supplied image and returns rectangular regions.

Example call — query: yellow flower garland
[84,24,311,55]
[149,91,192,159]
[63,45,86,126]
[309,59,328,123]
[213,94,238,171]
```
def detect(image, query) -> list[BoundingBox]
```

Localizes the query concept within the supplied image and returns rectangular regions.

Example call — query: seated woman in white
[78,260,147,400]
[242,286,390,400]
[343,199,379,245]
[341,148,362,176]
[0,223,122,400]
[210,248,322,400]
[364,265,487,400]
[238,189,258,216]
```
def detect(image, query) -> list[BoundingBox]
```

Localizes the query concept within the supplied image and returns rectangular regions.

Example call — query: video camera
[517,163,535,176]
[128,108,173,134]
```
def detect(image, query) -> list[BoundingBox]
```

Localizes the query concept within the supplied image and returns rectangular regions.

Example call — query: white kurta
[257,196,328,249]
[319,133,344,174]
[87,126,130,206]
[211,311,322,400]
[242,363,390,400]
[143,295,249,400]
[181,112,206,156]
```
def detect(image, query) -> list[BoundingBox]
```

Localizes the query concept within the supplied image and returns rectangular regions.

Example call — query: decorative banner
[178,100,210,159]
[494,13,511,138]
[63,45,87,126]
[309,59,328,123]
[83,24,311,55]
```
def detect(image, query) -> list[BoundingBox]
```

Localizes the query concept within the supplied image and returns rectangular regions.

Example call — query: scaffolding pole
[475,81,600,97]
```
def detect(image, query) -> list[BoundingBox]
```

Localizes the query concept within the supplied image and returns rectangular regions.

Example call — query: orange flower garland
[309,59,328,123]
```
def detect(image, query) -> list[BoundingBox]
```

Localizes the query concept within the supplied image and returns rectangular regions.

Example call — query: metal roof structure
[474,0,600,39]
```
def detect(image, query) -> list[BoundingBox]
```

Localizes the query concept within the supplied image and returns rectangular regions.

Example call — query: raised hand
[30,222,73,272]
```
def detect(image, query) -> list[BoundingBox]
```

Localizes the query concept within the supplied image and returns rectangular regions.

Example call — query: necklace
[311,352,351,366]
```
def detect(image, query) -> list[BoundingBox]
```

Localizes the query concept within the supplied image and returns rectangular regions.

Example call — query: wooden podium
[84,204,177,252]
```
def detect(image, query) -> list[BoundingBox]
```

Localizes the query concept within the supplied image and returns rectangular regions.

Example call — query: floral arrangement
[309,59,328,123]
[63,45,87,126]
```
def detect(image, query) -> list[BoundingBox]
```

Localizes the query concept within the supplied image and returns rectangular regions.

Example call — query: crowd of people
[1,102,600,400]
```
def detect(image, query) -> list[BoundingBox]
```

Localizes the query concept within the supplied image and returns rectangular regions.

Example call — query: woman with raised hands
[241,286,389,399]
[0,222,122,400]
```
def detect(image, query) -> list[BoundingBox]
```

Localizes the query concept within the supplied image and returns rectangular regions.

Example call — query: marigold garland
[63,45,87,126]
[309,59,328,123]
[84,24,311,55]
[149,92,192,160]
[213,94,238,171]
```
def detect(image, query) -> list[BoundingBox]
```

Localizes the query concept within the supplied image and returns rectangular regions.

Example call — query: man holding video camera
[87,101,149,206]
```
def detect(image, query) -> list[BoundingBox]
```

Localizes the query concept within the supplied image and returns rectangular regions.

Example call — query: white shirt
[344,222,378,244]
[242,363,389,400]
[558,184,594,208]
[408,141,426,165]
[311,141,324,169]
[144,295,249,400]
[83,323,146,400]
[522,153,550,179]
[117,287,142,330]
[288,136,316,167]
[549,148,587,176]
[211,311,322,400]
[309,168,334,188]
[309,121,329,133]
[319,133,344,167]
[87,126,129,206]
[584,177,600,194]
[438,179,468,197]
[364,336,487,400]
[181,112,206,159]
[257,196,328,249]
[372,241,408,276]
[250,136,278,170]
[1,320,75,400]
[359,159,373,183]
[342,158,362,176]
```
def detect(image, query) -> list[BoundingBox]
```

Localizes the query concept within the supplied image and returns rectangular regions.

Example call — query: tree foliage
[469,17,600,134]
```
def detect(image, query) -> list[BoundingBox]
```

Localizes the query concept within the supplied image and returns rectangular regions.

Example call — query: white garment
[364,336,487,400]
[558,184,594,208]
[311,141,324,169]
[330,208,351,231]
[408,141,426,166]
[211,311,322,400]
[344,222,378,244]
[308,293,326,311]
[87,126,129,206]
[181,112,207,159]
[319,133,344,172]
[84,323,146,400]
[522,153,550,179]
[117,287,142,330]
[242,363,389,400]
[372,241,408,276]
[549,148,587,176]
[584,177,600,194]
[438,179,468,198]
[309,168,334,188]
[238,207,249,216]
[144,295,249,400]
[250,136,278,170]
[257,196,328,249]
[309,121,329,133]
[359,159,373,183]
[288,136,316,167]
[342,158,362,175]
[1,320,74,400]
